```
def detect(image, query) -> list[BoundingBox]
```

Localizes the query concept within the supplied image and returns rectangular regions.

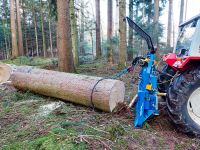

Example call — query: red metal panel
[163,53,200,71]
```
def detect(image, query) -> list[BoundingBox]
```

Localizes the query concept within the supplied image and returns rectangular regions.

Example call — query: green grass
[2,56,57,67]
[0,90,43,120]
[79,62,100,69]
[1,90,43,103]
[106,123,125,140]
[2,127,87,150]
[19,105,34,114]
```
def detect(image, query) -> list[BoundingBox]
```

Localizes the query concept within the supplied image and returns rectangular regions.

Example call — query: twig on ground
[84,124,109,134]
[78,134,114,148]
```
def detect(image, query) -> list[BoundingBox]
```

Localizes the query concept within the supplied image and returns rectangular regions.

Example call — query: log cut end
[109,81,125,112]
[0,64,11,84]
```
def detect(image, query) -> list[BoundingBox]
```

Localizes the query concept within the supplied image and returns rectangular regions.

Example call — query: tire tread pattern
[167,67,200,137]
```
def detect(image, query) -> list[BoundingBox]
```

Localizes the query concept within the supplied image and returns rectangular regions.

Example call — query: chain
[90,66,133,109]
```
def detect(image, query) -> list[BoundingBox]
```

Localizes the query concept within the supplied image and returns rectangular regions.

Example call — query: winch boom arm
[126,17,155,54]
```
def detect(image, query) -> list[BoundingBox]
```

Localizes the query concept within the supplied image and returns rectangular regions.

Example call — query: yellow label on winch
[146,84,152,90]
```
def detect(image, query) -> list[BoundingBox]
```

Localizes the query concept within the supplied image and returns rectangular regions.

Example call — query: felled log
[1,64,125,112]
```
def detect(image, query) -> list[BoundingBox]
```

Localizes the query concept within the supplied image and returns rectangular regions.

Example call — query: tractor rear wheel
[167,67,200,137]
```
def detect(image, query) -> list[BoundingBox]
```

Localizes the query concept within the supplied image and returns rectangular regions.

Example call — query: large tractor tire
[167,67,200,137]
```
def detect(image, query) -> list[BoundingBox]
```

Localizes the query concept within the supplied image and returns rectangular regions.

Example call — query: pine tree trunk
[16,0,24,56]
[3,0,10,58]
[32,5,39,57]
[48,0,53,58]
[107,0,113,64]
[22,1,28,56]
[128,0,133,61]
[179,0,184,25]
[57,0,75,72]
[185,0,188,21]
[2,19,8,59]
[90,31,94,59]
[48,18,53,57]
[1,43,5,59]
[40,0,47,58]
[70,0,79,66]
[141,6,145,56]
[119,0,126,66]
[95,0,101,58]
[29,21,34,56]
[167,0,172,48]
[134,2,139,56]
[10,0,19,58]
[5,17,11,58]
[114,0,119,36]
[31,37,34,56]
[153,0,159,47]
[80,2,85,55]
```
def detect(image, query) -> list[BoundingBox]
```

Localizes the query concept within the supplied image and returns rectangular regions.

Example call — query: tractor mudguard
[163,53,200,71]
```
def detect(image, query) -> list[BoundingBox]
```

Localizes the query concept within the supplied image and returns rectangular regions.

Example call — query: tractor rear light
[176,57,183,61]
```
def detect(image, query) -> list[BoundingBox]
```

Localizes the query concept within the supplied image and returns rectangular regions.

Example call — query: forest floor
[0,57,200,150]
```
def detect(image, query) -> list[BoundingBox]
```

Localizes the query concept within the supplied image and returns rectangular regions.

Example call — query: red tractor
[158,13,200,136]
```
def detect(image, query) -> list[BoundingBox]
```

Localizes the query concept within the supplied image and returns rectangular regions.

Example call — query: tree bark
[2,18,8,59]
[95,0,101,58]
[10,0,19,58]
[134,1,139,56]
[6,65,125,112]
[22,2,28,56]
[114,0,119,36]
[3,0,10,58]
[141,6,145,56]
[31,37,34,56]
[173,16,175,48]
[119,0,126,67]
[32,4,39,56]
[48,0,53,58]
[57,0,75,72]
[128,0,133,61]
[107,0,113,64]
[16,0,24,56]
[5,16,11,58]
[167,0,173,48]
[185,0,188,21]
[153,0,159,47]
[90,31,94,59]
[70,0,79,66]
[80,1,85,55]
[179,0,184,25]
[1,1,8,55]
[48,18,53,57]
[40,0,47,58]
[28,20,34,56]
